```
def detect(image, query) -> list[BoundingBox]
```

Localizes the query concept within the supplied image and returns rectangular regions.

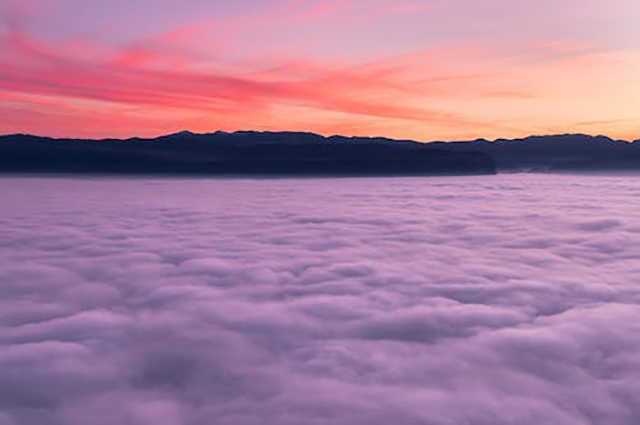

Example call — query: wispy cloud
[1,0,639,139]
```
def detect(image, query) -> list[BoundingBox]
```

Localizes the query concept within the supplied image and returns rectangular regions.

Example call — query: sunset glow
[1,0,639,140]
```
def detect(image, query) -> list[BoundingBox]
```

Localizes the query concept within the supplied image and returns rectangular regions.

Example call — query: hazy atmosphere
[2,175,640,424]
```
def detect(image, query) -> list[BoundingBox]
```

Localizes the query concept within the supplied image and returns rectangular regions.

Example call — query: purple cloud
[1,174,640,424]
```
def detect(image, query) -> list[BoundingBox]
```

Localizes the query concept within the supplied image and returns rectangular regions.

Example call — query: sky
[0,0,639,140]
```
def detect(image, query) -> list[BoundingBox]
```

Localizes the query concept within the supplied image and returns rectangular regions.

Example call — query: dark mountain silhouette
[431,134,640,172]
[0,132,496,176]
[3,131,639,176]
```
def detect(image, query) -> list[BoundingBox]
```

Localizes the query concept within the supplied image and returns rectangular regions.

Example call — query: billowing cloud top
[2,174,640,424]
[0,0,639,140]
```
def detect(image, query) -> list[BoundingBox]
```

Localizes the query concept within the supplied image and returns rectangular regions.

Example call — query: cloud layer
[2,174,640,424]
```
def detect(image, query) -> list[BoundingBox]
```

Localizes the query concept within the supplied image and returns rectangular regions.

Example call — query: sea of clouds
[1,174,640,424]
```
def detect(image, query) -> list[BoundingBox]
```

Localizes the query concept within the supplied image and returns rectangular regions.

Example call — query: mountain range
[1,131,639,176]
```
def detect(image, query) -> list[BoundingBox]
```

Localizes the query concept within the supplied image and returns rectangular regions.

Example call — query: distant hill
[431,134,640,172]
[0,132,496,176]
[3,131,639,176]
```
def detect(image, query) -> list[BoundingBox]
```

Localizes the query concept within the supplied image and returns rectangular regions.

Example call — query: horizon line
[2,130,638,144]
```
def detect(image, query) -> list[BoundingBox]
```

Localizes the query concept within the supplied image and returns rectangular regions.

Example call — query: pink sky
[1,0,639,140]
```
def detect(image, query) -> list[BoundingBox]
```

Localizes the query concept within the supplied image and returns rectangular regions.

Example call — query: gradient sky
[1,0,639,140]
